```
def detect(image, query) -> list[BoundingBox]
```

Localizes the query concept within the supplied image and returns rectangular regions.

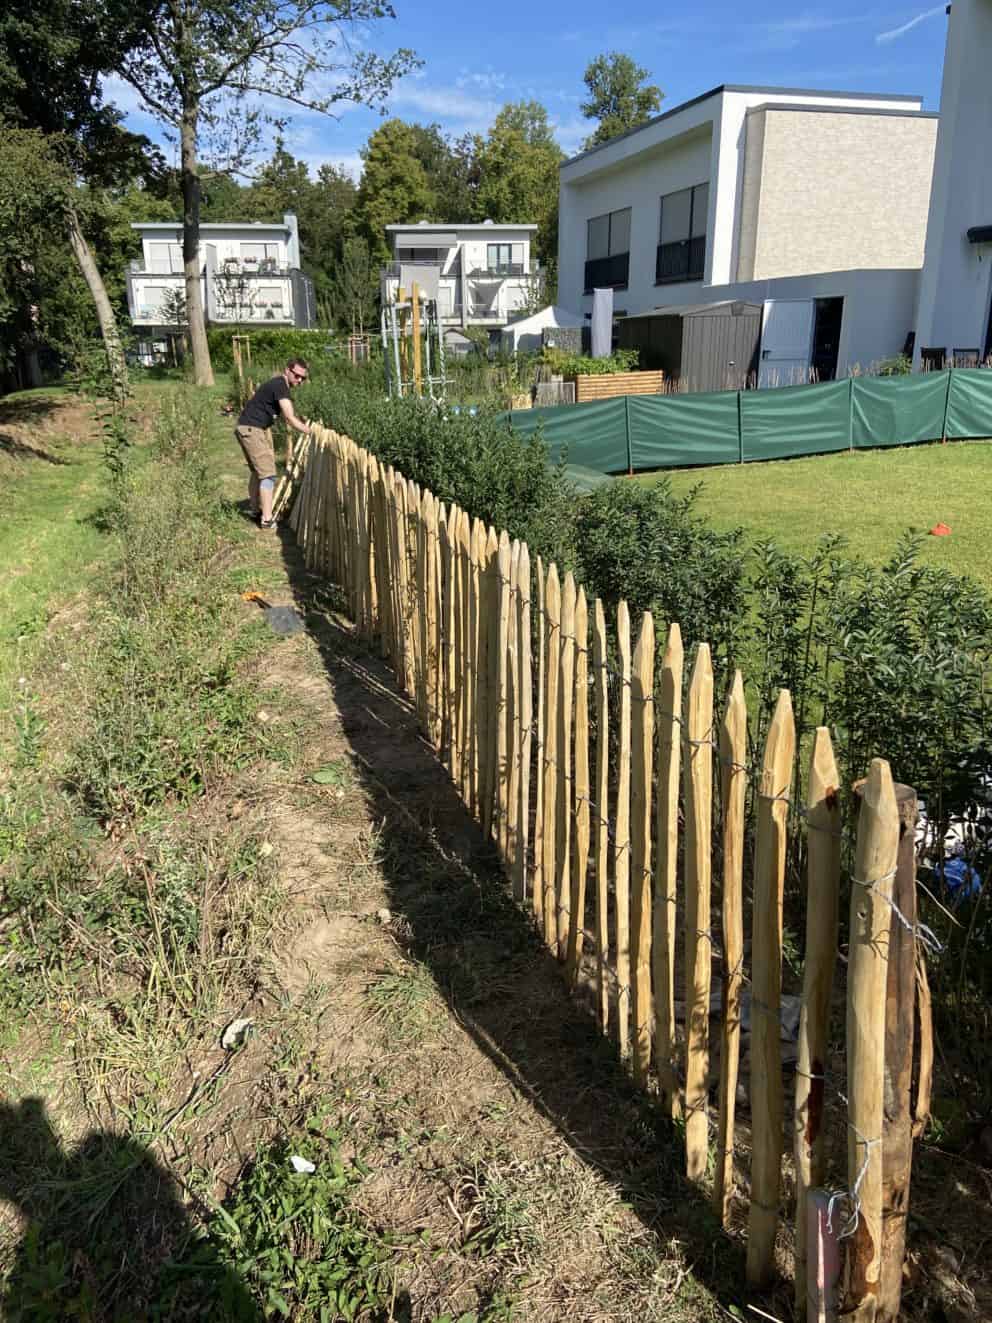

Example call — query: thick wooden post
[630,612,655,1087]
[878,782,918,1322]
[795,729,842,1315]
[654,623,683,1118]
[614,600,632,1061]
[714,669,747,1224]
[684,642,714,1183]
[746,689,796,1286]
[843,760,900,1320]
[593,599,610,1035]
[566,588,590,987]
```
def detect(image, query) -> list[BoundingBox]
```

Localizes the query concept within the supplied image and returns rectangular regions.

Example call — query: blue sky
[103,1,952,182]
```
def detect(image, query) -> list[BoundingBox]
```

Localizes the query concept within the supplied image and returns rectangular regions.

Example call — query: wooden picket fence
[276,426,929,1321]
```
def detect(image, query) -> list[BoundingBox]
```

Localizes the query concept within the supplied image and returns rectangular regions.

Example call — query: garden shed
[618,301,762,393]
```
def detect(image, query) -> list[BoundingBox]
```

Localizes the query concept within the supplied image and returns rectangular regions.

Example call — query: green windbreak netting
[740,379,851,461]
[851,372,948,448]
[628,391,740,469]
[506,397,629,472]
[945,368,992,439]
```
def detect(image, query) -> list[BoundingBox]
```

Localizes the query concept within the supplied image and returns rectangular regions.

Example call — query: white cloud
[876,4,947,43]
[389,83,501,130]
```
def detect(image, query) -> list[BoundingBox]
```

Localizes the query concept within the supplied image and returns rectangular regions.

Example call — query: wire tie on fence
[796,805,845,839]
[658,709,684,727]
[851,868,943,955]
[720,757,750,775]
[794,1066,827,1082]
[826,1124,882,1239]
[758,786,792,805]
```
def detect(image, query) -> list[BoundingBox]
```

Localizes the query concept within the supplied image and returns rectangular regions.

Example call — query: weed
[366,964,443,1042]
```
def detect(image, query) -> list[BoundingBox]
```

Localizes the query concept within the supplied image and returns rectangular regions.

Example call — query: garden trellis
[275,427,934,1320]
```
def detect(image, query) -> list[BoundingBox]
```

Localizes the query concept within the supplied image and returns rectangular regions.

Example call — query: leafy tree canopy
[474,101,563,266]
[580,51,663,149]
[356,119,435,263]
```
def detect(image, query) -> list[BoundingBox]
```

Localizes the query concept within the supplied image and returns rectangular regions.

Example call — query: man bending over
[235,357,311,528]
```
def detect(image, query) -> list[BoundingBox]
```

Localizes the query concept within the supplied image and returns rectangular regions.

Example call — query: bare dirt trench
[229,521,745,1323]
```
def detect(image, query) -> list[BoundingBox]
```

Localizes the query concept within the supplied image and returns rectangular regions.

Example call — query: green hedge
[206,327,341,372]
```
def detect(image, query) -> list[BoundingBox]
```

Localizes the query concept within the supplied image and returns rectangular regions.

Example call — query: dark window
[397,247,443,263]
[656,183,708,284]
[585,208,631,290]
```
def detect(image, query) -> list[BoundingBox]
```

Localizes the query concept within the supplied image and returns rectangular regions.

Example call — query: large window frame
[655,183,708,285]
[584,207,631,291]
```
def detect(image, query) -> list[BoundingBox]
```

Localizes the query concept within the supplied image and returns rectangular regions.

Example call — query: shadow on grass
[277,530,750,1317]
[0,1097,261,1321]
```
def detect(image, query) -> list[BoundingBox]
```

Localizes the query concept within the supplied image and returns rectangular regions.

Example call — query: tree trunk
[66,208,128,401]
[180,107,214,386]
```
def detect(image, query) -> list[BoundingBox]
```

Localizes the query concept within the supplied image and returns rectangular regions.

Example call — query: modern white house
[382,221,540,341]
[557,85,940,382]
[913,0,992,367]
[126,213,316,338]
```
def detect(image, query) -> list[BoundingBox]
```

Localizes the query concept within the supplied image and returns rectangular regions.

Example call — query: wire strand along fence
[275,427,932,1321]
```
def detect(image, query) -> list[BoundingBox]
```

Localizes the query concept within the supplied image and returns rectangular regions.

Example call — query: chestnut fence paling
[281,426,933,1320]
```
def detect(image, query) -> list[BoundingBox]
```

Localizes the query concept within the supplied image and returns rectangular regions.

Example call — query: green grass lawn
[637,438,992,587]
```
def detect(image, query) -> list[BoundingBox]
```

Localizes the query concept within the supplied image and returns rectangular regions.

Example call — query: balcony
[655,235,706,284]
[583,252,629,292]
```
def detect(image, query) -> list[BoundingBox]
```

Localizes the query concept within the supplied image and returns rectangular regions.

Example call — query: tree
[407,123,478,222]
[356,119,435,265]
[474,101,563,269]
[580,52,663,149]
[0,0,162,396]
[106,0,419,387]
[334,237,377,335]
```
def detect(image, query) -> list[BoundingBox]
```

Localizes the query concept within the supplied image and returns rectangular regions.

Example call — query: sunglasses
[289,368,308,382]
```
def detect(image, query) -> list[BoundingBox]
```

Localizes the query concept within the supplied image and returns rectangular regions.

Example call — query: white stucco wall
[913,0,992,363]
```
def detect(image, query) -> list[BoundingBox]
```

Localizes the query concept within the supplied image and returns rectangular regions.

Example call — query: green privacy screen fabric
[740,379,851,461]
[850,372,949,448]
[506,397,629,472]
[628,392,740,469]
[945,368,992,439]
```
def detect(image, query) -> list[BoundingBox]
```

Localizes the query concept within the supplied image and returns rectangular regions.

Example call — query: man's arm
[278,395,311,436]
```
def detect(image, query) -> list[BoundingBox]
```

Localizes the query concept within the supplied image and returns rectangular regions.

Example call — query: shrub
[539,347,640,377]
[574,478,747,670]
[206,327,342,372]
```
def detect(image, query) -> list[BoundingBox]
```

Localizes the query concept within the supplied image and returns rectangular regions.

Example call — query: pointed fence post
[655,623,683,1118]
[516,543,533,904]
[555,573,577,957]
[630,612,655,1087]
[614,600,632,1061]
[541,564,561,951]
[567,588,590,987]
[593,599,611,1035]
[746,689,796,1286]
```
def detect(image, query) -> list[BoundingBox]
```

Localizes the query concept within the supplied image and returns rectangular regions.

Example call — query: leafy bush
[873,353,912,376]
[539,347,640,376]
[574,478,747,670]
[206,326,342,372]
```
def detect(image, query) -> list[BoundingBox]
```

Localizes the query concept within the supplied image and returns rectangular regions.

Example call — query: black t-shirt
[238,375,289,429]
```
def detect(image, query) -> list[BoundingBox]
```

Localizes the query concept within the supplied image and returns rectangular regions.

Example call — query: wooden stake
[495,531,512,858]
[684,642,714,1183]
[630,611,655,1087]
[655,623,683,1118]
[541,564,561,951]
[842,760,899,1319]
[481,525,500,840]
[468,519,485,818]
[566,587,590,987]
[411,281,422,395]
[516,543,533,904]
[714,669,747,1224]
[593,598,610,1035]
[615,600,632,1061]
[795,728,842,1314]
[532,556,546,929]
[746,688,796,1287]
[457,511,472,807]
[555,572,577,958]
[506,539,522,876]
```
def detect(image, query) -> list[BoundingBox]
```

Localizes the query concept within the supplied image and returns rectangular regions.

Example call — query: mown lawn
[637,438,992,587]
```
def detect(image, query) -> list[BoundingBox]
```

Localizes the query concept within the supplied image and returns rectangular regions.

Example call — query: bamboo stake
[532,556,546,929]
[593,599,610,1034]
[555,573,577,958]
[714,668,747,1224]
[684,642,714,1183]
[630,611,655,1087]
[655,623,683,1118]
[615,600,632,1061]
[496,531,512,858]
[746,688,796,1287]
[566,588,590,987]
[842,760,899,1320]
[795,728,842,1315]
[516,542,532,904]
[541,564,561,951]
[506,540,522,876]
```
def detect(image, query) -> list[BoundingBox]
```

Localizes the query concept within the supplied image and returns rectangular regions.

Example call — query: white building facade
[126,213,316,334]
[382,221,540,335]
[913,0,992,367]
[558,85,939,381]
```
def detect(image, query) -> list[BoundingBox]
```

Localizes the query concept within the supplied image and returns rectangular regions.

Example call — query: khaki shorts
[235,425,276,481]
